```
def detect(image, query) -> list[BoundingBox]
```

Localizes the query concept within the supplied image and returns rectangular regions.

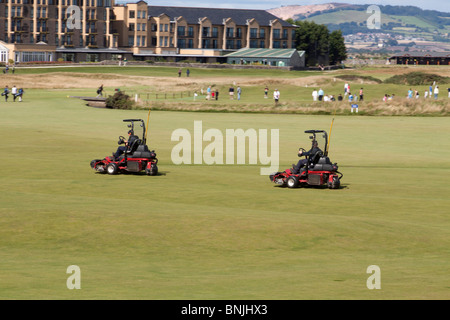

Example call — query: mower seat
[311,156,334,171]
[308,151,323,168]
[126,139,141,155]
[129,144,155,159]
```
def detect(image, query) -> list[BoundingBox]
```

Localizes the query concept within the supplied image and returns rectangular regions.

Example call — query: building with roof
[225,48,305,69]
[114,2,297,63]
[389,52,450,66]
[0,0,297,64]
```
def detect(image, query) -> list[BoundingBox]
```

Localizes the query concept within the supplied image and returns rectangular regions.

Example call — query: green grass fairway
[0,88,449,300]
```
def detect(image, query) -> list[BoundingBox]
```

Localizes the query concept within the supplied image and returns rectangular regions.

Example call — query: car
[269,129,342,189]
[90,119,158,176]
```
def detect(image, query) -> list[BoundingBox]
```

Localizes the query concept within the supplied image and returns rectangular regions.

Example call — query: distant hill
[268,3,450,42]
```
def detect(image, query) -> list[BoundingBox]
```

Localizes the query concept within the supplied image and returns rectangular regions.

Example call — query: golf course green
[0,66,449,300]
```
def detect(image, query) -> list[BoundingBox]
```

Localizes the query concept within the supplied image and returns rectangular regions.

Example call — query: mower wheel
[329,176,340,189]
[106,163,119,175]
[286,175,299,188]
[146,163,158,176]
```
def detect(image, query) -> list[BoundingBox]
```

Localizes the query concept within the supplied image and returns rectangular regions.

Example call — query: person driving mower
[113,129,139,160]
[291,139,322,174]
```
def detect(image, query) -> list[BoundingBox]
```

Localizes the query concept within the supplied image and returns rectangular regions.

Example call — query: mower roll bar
[304,129,328,156]
[123,119,147,144]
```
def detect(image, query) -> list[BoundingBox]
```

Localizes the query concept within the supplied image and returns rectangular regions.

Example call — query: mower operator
[113,130,139,159]
[291,140,322,174]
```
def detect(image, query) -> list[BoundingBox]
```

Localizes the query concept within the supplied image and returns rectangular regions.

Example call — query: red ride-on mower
[269,130,342,189]
[90,119,158,176]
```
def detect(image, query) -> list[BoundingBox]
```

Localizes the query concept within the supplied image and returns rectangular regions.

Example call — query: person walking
[178,68,182,77]
[2,86,9,102]
[237,86,241,100]
[264,86,269,99]
[11,85,17,102]
[359,88,364,101]
[17,88,24,102]
[206,86,212,100]
[96,84,104,97]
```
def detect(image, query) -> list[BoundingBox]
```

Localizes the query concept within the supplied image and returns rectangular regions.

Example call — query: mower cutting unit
[90,119,158,176]
[269,130,342,189]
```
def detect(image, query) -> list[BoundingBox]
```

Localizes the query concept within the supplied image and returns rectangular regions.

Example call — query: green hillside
[296,4,450,40]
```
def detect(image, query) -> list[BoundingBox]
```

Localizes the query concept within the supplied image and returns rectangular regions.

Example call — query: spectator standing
[318,88,324,101]
[178,68,182,77]
[359,88,364,101]
[237,86,242,100]
[448,87,450,98]
[186,69,190,77]
[408,89,413,99]
[229,85,234,100]
[312,89,318,101]
[429,84,433,98]
[206,86,211,100]
[434,86,439,100]
[273,89,280,105]
[264,86,269,98]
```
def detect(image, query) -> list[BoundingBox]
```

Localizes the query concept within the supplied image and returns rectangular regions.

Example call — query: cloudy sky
[141,0,450,12]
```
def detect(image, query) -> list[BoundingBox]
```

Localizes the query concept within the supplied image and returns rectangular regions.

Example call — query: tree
[292,20,330,66]
[291,20,347,67]
[328,30,347,65]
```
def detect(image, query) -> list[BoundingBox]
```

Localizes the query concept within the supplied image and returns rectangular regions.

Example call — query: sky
[137,0,450,13]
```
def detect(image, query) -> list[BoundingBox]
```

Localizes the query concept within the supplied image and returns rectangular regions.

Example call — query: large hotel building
[0,0,297,64]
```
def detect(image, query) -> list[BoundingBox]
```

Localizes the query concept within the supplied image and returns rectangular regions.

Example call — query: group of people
[1,85,24,102]
[178,68,190,77]
[204,85,245,101]
[406,84,444,100]
[312,85,364,103]
[3,64,15,74]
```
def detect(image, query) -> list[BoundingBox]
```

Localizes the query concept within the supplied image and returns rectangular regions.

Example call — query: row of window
[5,6,106,20]
[5,32,106,45]
[0,0,112,6]
[128,9,147,20]
[160,24,293,39]
[5,19,104,33]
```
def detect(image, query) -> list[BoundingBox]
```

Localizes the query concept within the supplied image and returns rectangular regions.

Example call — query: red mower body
[90,118,159,176]
[269,129,342,189]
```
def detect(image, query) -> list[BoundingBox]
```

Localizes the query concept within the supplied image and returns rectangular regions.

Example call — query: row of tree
[287,19,348,67]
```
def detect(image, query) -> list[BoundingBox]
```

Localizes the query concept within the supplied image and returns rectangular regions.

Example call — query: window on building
[129,10,135,19]
[273,29,280,39]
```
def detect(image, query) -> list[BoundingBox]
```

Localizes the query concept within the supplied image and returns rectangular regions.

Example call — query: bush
[105,91,134,110]
[384,72,450,85]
